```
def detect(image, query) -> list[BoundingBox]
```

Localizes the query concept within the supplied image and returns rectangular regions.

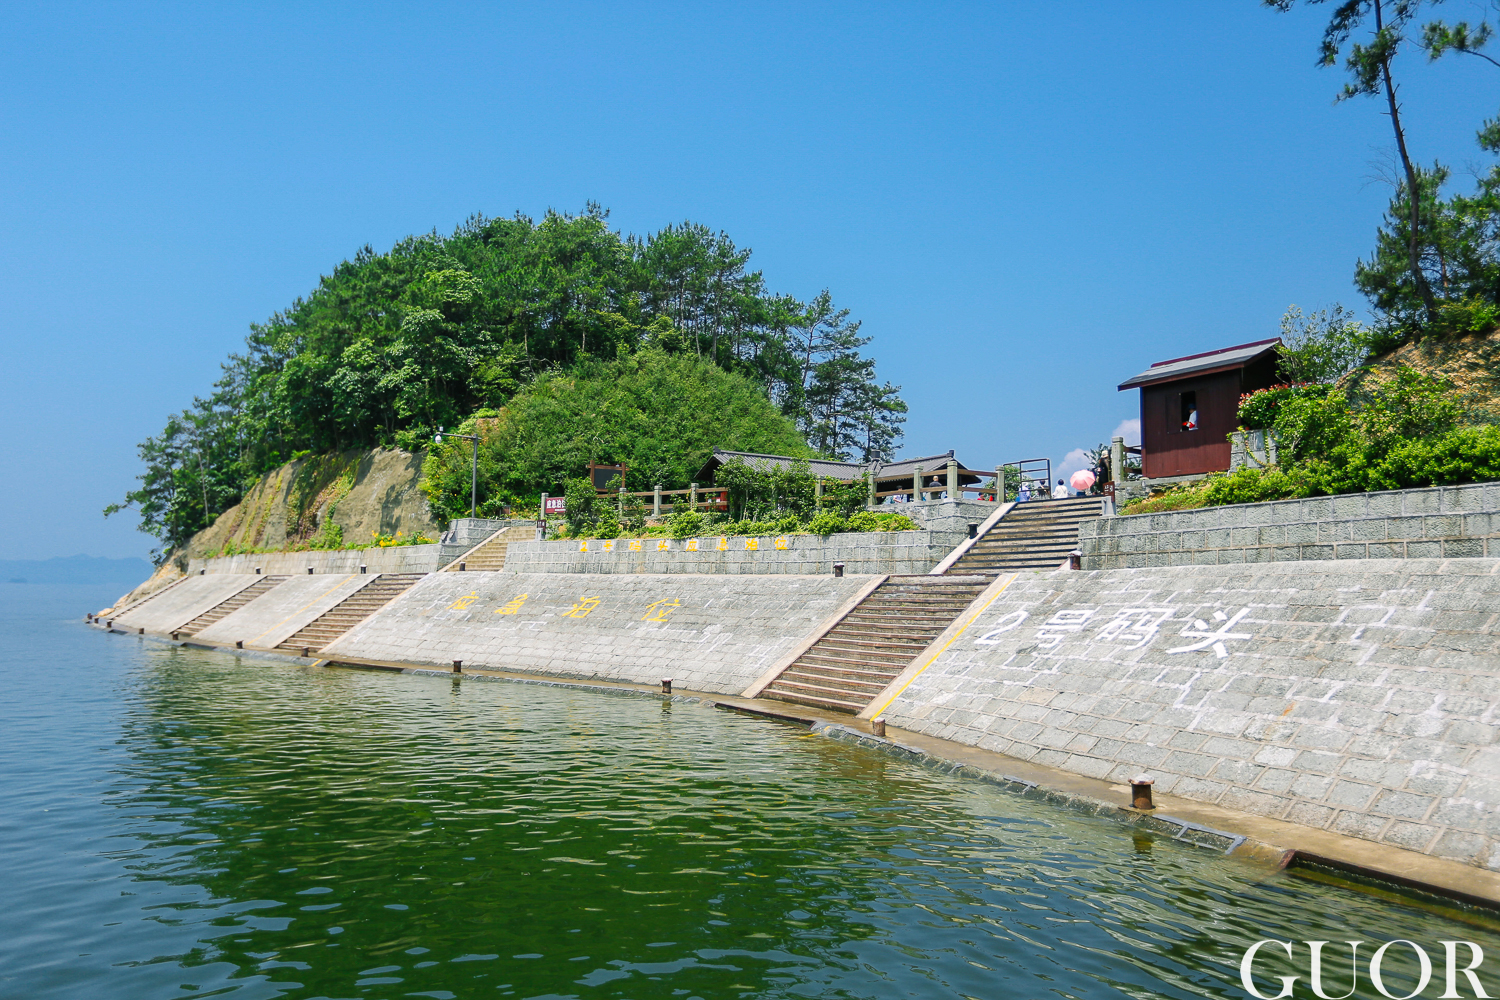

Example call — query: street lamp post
[435,426,480,518]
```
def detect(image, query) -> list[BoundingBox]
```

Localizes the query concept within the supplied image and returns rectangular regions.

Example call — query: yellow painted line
[865,573,1018,720]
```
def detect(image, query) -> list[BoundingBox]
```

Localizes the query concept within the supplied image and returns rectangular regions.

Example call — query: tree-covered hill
[109,205,907,558]
[421,349,813,523]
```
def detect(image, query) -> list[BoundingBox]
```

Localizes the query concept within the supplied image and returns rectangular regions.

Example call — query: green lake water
[2,584,1495,999]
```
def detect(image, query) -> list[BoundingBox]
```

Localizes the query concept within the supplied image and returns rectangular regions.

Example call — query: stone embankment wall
[1082,482,1500,569]
[871,557,1500,871]
[186,545,444,576]
[193,574,375,649]
[501,530,963,576]
[322,571,873,694]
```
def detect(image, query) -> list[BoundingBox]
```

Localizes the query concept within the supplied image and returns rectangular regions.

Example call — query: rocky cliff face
[105,448,439,611]
[186,447,440,560]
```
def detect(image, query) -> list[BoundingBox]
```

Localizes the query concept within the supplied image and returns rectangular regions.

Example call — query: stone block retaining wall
[502,530,964,576]
[323,571,872,694]
[1081,482,1500,569]
[186,544,445,576]
[876,557,1500,871]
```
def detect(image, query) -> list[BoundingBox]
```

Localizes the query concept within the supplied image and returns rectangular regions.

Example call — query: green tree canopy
[109,205,905,557]
[419,348,812,523]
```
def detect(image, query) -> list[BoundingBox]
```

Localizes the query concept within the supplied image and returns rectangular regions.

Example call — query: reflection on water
[0,584,1494,999]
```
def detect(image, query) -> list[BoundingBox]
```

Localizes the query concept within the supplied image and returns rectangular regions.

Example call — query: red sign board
[543,496,567,514]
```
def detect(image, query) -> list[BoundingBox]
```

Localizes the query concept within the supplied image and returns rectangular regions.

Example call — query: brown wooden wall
[1141,370,1239,478]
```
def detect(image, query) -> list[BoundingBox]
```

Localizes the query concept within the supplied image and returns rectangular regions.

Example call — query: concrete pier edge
[98,621,1500,911]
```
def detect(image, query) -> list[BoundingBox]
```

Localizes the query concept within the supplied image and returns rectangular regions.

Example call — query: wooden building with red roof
[1117,338,1282,480]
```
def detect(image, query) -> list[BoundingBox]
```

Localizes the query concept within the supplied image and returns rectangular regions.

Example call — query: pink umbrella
[1070,470,1096,492]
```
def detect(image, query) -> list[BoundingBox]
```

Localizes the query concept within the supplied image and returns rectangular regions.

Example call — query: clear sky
[2,1,1495,560]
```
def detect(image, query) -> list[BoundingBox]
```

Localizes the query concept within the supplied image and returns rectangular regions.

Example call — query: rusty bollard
[453,659,463,673]
[833,562,845,578]
[661,678,672,695]
[871,716,886,738]
[302,646,311,658]
[235,640,243,649]
[1068,549,1083,570]
[1131,775,1155,810]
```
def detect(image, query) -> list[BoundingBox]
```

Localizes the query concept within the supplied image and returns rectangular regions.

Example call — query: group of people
[1015,478,1078,502]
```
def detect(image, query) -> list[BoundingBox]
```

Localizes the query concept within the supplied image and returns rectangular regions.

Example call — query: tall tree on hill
[1267,0,1437,323]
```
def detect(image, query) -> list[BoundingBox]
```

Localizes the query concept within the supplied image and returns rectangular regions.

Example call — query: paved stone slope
[110,575,264,634]
[192,574,374,649]
[322,571,872,694]
[875,558,1500,871]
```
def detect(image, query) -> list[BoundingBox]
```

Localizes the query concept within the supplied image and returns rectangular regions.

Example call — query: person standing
[1052,478,1069,500]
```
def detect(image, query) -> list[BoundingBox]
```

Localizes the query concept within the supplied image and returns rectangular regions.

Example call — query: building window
[1180,391,1198,431]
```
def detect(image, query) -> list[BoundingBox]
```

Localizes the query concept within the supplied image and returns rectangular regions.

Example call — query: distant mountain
[0,555,154,585]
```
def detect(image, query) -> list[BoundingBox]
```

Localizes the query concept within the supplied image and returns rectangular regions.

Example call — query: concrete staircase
[443,525,533,573]
[945,496,1101,575]
[761,575,991,713]
[179,575,288,633]
[276,574,425,654]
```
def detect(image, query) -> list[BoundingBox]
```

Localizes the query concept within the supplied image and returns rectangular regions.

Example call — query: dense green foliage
[109,206,906,557]
[420,349,811,523]
[548,451,917,540]
[1126,365,1499,513]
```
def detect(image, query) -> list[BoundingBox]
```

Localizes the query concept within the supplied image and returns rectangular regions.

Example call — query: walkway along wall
[320,571,875,694]
[861,557,1500,872]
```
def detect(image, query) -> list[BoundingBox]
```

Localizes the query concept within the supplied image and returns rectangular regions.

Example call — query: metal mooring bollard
[661,678,672,694]
[968,523,978,539]
[359,564,367,573]
[235,640,243,649]
[138,628,144,635]
[307,567,314,575]
[171,631,180,641]
[255,567,261,575]
[106,619,113,629]
[1130,775,1155,810]
[871,716,886,737]
[832,562,845,578]
[452,659,463,673]
[302,646,311,657]
[1068,549,1082,570]
[199,568,206,575]
[459,561,467,572]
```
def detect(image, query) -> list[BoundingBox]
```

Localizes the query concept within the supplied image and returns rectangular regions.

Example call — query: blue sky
[2,1,1496,560]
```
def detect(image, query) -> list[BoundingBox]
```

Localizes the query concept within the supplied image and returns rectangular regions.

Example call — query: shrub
[668,510,706,539]
[844,510,881,532]
[806,510,846,536]
[594,507,621,539]
[563,477,599,536]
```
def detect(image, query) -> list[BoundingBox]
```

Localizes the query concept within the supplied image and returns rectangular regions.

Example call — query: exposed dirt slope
[1342,326,1500,422]
[184,447,440,561]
